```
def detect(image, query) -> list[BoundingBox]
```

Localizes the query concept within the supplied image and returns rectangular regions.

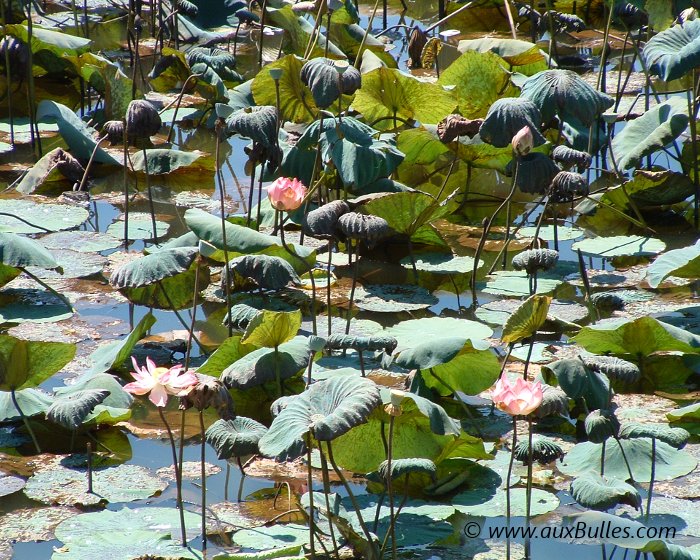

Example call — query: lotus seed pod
[585,409,620,444]
[513,435,564,464]
[102,120,124,145]
[308,335,327,353]
[511,125,535,157]
[125,99,162,141]
[581,355,640,384]
[269,67,284,81]
[385,389,405,417]
[304,200,350,239]
[179,374,235,420]
[550,171,589,202]
[337,212,390,246]
[512,248,559,274]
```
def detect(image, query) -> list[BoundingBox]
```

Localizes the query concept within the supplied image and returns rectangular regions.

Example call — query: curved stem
[77,136,108,191]
[11,388,40,454]
[386,416,397,560]
[20,268,75,312]
[505,417,517,560]
[158,407,187,547]
[307,435,316,559]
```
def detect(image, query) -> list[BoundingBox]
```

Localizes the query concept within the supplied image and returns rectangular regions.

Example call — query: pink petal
[148,383,169,407]
[124,379,154,395]
[146,356,158,373]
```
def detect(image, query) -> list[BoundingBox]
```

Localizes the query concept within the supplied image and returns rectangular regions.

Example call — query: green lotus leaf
[232,523,309,551]
[570,473,641,511]
[668,401,700,424]
[560,438,697,481]
[300,57,361,109]
[25,463,167,506]
[241,310,302,348]
[619,422,690,449]
[540,358,610,411]
[0,506,80,546]
[186,46,241,83]
[89,312,156,375]
[106,214,170,242]
[6,23,91,75]
[252,55,318,123]
[129,149,206,175]
[0,200,89,235]
[506,152,560,194]
[572,235,666,258]
[0,388,52,422]
[25,249,105,280]
[258,375,381,460]
[513,435,564,464]
[520,69,614,125]
[614,169,695,208]
[223,254,301,292]
[110,248,197,289]
[647,240,700,288]
[611,97,689,170]
[0,336,76,391]
[330,21,398,70]
[15,147,85,195]
[372,457,438,483]
[353,67,457,129]
[482,270,562,297]
[221,336,311,390]
[189,62,228,102]
[46,389,109,430]
[54,373,134,426]
[0,233,58,270]
[458,37,547,69]
[266,5,344,58]
[581,355,641,383]
[536,384,571,419]
[437,51,518,118]
[353,284,438,312]
[479,97,546,148]
[585,409,620,443]
[0,472,25,498]
[643,19,700,81]
[399,252,482,275]
[197,336,250,376]
[501,294,551,344]
[452,487,559,517]
[52,530,202,560]
[384,317,492,353]
[205,417,268,459]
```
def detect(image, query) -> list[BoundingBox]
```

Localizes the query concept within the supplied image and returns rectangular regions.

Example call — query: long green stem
[215,124,233,337]
[505,417,517,560]
[199,410,207,553]
[525,417,534,560]
[11,388,40,454]
[158,407,187,547]
[141,147,159,244]
[306,435,316,559]
[21,268,75,312]
[387,416,397,560]
[318,449,340,559]
[645,437,656,522]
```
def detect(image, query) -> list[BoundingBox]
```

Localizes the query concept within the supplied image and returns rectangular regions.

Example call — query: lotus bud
[269,67,284,81]
[179,374,235,420]
[102,120,124,145]
[384,389,405,417]
[267,176,307,211]
[308,335,327,353]
[334,60,350,75]
[125,99,162,141]
[511,125,534,157]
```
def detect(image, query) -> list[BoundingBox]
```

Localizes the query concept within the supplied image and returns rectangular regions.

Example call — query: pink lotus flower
[491,376,543,416]
[512,125,534,157]
[267,177,307,211]
[124,357,198,407]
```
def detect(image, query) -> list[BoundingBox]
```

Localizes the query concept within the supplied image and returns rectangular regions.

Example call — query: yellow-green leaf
[502,295,552,344]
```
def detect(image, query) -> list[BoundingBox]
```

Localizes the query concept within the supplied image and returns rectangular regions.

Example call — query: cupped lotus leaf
[0,473,25,497]
[505,152,560,194]
[226,105,278,148]
[373,458,437,483]
[570,473,641,511]
[46,389,109,430]
[572,235,665,258]
[501,294,551,344]
[15,147,85,195]
[106,214,170,241]
[511,249,559,275]
[479,98,546,148]
[25,463,167,506]
[541,358,610,411]
[643,19,700,81]
[520,69,614,125]
[0,200,89,235]
[536,384,570,418]
[89,312,156,375]
[0,233,58,269]
[186,46,239,81]
[241,310,302,348]
[190,62,228,102]
[110,248,197,289]
[551,145,592,171]
[619,423,690,449]
[572,317,700,356]
[36,101,119,164]
[585,409,620,443]
[258,375,381,460]
[223,305,263,331]
[54,374,134,426]
[337,212,391,244]
[221,336,311,390]
[129,149,206,175]
[452,487,559,517]
[223,254,301,291]
[550,171,589,202]
[647,240,700,288]
[304,200,350,239]
[353,67,457,129]
[559,438,697,481]
[611,97,689,170]
[353,284,439,312]
[437,51,517,118]
[252,55,318,123]
[581,355,640,383]
[326,334,397,353]
[384,317,492,353]
[301,57,361,108]
[513,435,564,464]
[205,417,268,459]
[0,336,76,391]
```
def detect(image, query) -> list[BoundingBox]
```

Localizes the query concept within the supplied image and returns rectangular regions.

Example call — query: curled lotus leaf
[581,355,640,383]
[520,69,614,126]
[551,145,591,171]
[436,114,483,143]
[325,334,398,354]
[550,171,589,202]
[303,200,350,239]
[478,97,546,148]
[643,19,700,82]
[585,409,620,443]
[185,46,240,82]
[506,152,560,194]
[226,105,279,149]
[258,375,381,460]
[337,212,390,244]
[513,435,564,464]
[223,303,262,330]
[46,389,110,430]
[270,394,297,418]
[570,473,641,511]
[535,384,570,418]
[110,247,198,289]
[372,457,437,483]
[222,254,301,291]
[541,358,610,411]
[300,57,362,108]
[511,248,559,274]
[204,417,268,460]
[0,233,59,269]
[619,422,690,449]
[101,120,124,145]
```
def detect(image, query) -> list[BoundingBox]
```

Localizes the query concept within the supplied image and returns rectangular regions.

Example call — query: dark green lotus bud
[585,409,620,443]
[102,120,124,145]
[125,99,162,141]
[590,291,625,312]
[513,435,564,464]
[512,248,559,274]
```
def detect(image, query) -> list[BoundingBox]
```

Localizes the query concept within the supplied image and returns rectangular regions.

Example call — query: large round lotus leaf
[559,439,697,481]
[301,57,361,108]
[476,298,588,326]
[0,200,89,234]
[0,388,52,422]
[52,530,202,560]
[24,463,167,505]
[483,270,562,297]
[572,235,665,258]
[353,284,438,312]
[89,312,156,375]
[205,417,268,459]
[399,252,482,275]
[643,19,700,81]
[541,358,610,411]
[258,375,381,460]
[452,487,559,517]
[129,148,207,175]
[353,66,457,129]
[0,336,76,391]
[106,213,170,241]
[501,294,551,344]
[47,389,110,430]
[519,225,584,241]
[26,249,106,279]
[458,37,546,69]
[611,97,689,171]
[618,495,700,539]
[520,69,614,125]
[221,336,310,390]
[226,105,278,148]
[479,97,546,148]
[223,254,300,291]
[55,373,134,426]
[619,422,690,449]
[505,152,560,194]
[384,317,492,352]
[0,506,79,543]
[396,336,483,369]
[241,309,302,349]
[0,472,25,497]
[0,233,58,269]
[570,473,641,511]
[647,240,700,288]
[110,247,197,288]
[232,523,309,550]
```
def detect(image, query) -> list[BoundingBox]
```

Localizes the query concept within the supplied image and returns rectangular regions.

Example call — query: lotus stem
[215,121,234,337]
[77,136,108,191]
[505,416,517,560]
[224,463,230,501]
[500,158,521,270]
[429,368,483,438]
[273,344,282,399]
[123,121,130,249]
[525,416,534,560]
[353,0,381,68]
[11,388,41,454]
[426,0,476,33]
[614,436,636,484]
[236,456,246,502]
[199,411,207,553]
[178,409,186,499]
[407,238,419,284]
[279,217,317,335]
[306,435,316,559]
[318,449,340,559]
[20,268,75,312]
[156,280,205,351]
[86,442,93,493]
[140,146,159,244]
[522,338,535,379]
[601,439,605,476]
[345,242,361,335]
[246,151,257,228]
[158,407,188,547]
[645,437,656,522]
[1,0,13,146]
[258,0,267,68]
[165,73,203,143]
[386,416,397,560]
[327,239,334,337]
